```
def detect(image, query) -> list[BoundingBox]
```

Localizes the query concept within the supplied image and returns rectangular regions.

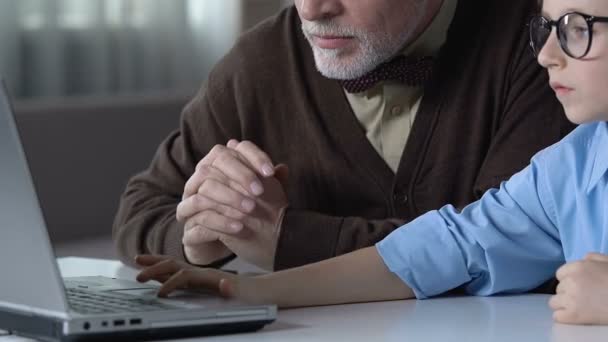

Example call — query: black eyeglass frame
[529,12,608,59]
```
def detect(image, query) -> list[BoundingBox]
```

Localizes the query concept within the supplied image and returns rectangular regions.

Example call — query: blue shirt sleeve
[376,153,565,299]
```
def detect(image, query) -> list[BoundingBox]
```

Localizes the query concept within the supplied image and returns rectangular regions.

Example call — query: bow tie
[340,55,435,94]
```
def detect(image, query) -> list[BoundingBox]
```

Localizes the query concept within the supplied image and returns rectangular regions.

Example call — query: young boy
[135,0,608,325]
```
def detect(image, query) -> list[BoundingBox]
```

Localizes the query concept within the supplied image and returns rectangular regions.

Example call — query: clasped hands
[177,140,289,271]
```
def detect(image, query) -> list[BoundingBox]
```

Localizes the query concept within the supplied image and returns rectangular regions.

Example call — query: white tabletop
[2,257,608,342]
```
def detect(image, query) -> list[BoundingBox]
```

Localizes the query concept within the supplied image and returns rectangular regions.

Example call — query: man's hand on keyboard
[135,255,266,304]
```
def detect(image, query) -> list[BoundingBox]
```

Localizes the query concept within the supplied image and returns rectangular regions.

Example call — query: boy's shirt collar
[586,121,608,193]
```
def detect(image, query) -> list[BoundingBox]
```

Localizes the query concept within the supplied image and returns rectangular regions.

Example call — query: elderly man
[113,0,573,271]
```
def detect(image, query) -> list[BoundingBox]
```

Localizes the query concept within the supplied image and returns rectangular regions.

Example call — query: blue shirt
[377,122,608,299]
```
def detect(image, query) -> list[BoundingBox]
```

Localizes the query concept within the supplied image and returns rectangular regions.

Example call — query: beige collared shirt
[346,0,458,172]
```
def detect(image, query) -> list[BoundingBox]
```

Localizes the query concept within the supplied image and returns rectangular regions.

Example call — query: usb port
[129,319,142,325]
[113,320,125,326]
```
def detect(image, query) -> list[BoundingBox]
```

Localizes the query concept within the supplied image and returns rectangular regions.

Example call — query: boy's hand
[135,255,266,303]
[549,253,608,325]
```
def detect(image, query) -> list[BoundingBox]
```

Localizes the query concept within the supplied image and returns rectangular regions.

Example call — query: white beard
[301,9,424,80]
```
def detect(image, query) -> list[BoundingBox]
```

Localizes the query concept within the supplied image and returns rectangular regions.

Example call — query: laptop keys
[66,288,177,314]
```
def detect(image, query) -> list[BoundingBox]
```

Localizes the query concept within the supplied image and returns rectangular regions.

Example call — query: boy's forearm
[256,246,415,308]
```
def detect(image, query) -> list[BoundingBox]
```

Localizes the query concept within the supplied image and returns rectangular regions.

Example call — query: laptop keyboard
[67,287,178,314]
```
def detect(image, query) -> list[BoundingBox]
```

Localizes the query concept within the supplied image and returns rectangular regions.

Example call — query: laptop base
[1,309,272,342]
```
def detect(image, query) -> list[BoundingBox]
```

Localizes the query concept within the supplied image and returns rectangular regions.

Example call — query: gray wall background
[7,0,291,259]
[0,0,288,100]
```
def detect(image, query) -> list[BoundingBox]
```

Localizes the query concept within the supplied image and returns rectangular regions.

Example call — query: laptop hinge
[0,301,69,320]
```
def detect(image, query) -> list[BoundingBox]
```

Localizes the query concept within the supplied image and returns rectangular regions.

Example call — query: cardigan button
[393,192,408,204]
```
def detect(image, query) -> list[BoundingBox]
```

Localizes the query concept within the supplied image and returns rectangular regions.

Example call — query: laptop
[0,82,276,341]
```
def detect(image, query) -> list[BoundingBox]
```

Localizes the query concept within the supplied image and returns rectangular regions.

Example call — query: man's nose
[297,0,343,22]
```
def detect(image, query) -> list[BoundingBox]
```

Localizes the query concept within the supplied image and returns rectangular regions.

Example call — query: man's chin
[315,64,366,81]
[312,53,376,80]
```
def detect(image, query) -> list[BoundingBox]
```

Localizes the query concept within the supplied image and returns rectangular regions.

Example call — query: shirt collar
[352,0,458,97]
[586,121,608,193]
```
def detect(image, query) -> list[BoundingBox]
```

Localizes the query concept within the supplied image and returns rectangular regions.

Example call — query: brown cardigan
[113,1,574,270]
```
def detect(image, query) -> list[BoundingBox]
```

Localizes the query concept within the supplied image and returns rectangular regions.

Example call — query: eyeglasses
[529,12,608,59]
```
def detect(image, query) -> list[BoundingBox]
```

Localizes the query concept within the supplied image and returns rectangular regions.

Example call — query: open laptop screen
[0,81,69,316]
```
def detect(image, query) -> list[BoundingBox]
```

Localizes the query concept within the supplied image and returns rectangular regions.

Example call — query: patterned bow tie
[340,55,435,93]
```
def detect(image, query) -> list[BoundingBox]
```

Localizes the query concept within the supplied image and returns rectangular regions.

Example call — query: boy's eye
[567,26,590,39]
[573,26,589,35]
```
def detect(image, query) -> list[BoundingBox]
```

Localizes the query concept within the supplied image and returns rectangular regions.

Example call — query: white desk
[2,257,608,341]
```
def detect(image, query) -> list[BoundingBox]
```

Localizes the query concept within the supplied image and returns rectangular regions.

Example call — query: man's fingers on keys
[229,140,275,177]
[157,272,189,297]
[135,255,171,267]
[157,269,225,298]
[218,278,237,299]
[136,258,183,283]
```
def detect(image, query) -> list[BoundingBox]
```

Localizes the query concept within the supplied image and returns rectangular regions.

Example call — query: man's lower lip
[313,36,353,49]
